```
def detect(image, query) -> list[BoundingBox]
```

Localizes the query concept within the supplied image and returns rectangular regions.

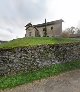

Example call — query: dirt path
[1,69,80,92]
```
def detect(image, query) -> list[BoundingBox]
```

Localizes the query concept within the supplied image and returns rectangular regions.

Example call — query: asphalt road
[1,69,80,92]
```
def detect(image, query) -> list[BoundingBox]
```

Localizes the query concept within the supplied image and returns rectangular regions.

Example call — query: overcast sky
[0,0,80,41]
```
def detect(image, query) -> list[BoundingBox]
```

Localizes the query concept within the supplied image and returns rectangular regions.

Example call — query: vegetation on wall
[0,37,80,49]
[0,60,80,90]
[0,37,80,90]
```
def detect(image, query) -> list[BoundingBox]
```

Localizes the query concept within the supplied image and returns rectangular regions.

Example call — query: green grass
[0,60,80,90]
[0,37,80,49]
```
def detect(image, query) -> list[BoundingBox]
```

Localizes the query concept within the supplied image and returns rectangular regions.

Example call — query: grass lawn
[0,60,80,90]
[0,37,80,49]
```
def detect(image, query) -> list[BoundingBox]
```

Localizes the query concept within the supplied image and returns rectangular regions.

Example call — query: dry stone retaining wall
[0,42,80,76]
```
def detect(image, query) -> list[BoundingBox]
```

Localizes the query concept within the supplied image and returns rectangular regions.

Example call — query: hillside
[0,37,80,49]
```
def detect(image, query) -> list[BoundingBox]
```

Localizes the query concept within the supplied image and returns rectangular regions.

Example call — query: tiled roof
[25,23,32,27]
[33,19,64,27]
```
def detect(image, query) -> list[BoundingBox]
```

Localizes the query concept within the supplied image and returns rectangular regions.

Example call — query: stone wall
[36,23,62,37]
[25,26,36,37]
[25,23,62,37]
[0,42,80,76]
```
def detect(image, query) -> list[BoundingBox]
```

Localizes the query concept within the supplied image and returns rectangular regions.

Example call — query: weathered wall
[0,42,80,76]
[25,23,62,37]
[36,23,62,37]
[25,27,36,37]
[53,23,62,37]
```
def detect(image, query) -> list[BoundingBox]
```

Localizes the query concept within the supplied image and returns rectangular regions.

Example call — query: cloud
[0,0,48,40]
[0,0,47,26]
[0,0,80,40]
[46,0,80,29]
[13,0,47,23]
[0,28,16,41]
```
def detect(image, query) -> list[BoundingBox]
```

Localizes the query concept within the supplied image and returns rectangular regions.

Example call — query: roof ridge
[33,19,63,27]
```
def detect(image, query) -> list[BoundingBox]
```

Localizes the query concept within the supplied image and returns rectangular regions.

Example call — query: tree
[76,28,80,34]
[65,26,75,34]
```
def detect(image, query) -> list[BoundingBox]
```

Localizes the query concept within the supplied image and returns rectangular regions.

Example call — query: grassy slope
[0,60,80,90]
[0,37,80,89]
[0,37,80,49]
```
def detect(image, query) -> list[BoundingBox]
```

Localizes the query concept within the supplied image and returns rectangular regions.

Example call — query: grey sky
[0,0,80,40]
[0,0,47,26]
[0,0,47,40]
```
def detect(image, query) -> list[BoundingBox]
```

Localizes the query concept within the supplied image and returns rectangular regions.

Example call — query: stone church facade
[25,19,63,37]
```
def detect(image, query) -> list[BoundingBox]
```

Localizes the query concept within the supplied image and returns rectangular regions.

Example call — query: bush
[61,31,70,38]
